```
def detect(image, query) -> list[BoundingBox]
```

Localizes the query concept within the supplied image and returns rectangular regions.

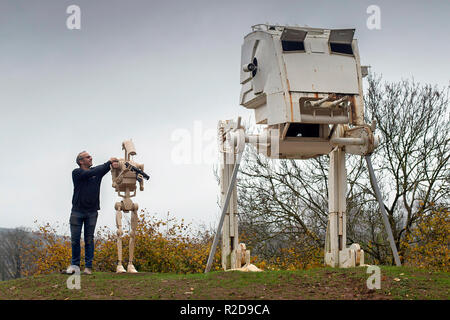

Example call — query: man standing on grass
[66,151,119,275]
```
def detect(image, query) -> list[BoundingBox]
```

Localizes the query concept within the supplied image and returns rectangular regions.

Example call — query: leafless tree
[362,75,449,262]
[0,227,34,280]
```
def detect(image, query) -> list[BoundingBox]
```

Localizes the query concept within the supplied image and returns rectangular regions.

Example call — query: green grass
[0,266,448,300]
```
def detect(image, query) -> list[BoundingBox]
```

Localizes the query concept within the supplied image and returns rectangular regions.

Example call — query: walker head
[239,24,371,159]
[240,24,366,127]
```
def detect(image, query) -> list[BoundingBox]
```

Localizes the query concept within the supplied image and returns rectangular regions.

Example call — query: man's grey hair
[76,151,87,166]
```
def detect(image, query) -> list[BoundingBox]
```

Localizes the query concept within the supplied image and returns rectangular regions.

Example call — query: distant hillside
[0,227,47,240]
[0,227,34,234]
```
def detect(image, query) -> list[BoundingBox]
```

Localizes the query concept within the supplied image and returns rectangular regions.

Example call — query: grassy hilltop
[0,266,448,300]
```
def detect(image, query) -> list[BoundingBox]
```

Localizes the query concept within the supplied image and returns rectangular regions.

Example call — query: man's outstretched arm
[73,158,118,181]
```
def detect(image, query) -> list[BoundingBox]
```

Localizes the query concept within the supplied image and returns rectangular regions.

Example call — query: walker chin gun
[125,162,150,182]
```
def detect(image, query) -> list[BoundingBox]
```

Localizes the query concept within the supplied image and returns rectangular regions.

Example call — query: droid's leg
[115,202,126,273]
[127,203,139,273]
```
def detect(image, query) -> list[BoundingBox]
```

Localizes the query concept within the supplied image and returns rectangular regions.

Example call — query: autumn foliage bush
[24,211,222,275]
[238,230,323,271]
[400,205,449,272]
[22,206,449,276]
[253,246,323,271]
[22,223,72,276]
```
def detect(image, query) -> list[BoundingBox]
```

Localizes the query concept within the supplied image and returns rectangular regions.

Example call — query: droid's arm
[131,163,147,191]
[124,162,150,180]
[138,175,144,191]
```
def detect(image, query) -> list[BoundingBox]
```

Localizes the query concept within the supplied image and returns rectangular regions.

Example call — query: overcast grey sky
[0,0,449,234]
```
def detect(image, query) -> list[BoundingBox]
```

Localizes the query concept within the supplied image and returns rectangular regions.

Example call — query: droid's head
[240,24,367,127]
[122,140,136,161]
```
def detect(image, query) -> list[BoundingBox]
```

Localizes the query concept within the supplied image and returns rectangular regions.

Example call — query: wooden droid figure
[111,140,149,273]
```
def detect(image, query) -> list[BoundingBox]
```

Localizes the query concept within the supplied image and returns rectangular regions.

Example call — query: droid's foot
[127,263,138,273]
[116,264,126,273]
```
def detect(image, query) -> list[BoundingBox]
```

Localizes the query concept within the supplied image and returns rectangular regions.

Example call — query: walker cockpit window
[329,29,355,55]
[281,28,307,52]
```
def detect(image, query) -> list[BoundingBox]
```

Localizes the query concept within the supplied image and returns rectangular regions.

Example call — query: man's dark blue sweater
[71,161,112,213]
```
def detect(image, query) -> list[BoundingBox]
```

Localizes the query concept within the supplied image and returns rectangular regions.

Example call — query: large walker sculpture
[205,24,401,272]
[111,140,149,273]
